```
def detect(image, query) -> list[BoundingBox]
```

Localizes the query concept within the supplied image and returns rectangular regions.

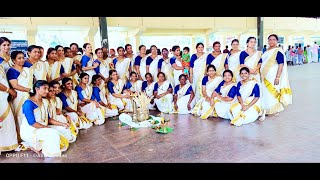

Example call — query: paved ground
[1,63,319,163]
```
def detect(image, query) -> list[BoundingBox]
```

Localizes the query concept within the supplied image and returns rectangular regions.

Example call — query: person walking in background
[306,45,312,64]
[262,45,267,53]
[312,42,319,63]
[297,44,304,65]
[223,45,230,54]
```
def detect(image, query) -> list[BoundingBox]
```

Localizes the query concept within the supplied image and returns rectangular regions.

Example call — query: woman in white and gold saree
[192,65,223,119]
[239,37,262,83]
[25,45,49,81]
[135,45,148,81]
[209,70,237,120]
[7,51,33,141]
[21,80,69,157]
[125,71,143,94]
[75,73,105,126]
[229,67,262,126]
[0,63,18,152]
[107,70,132,112]
[0,37,14,71]
[158,48,174,86]
[81,43,97,85]
[189,43,207,102]
[146,45,161,82]
[260,34,292,116]
[170,45,184,87]
[47,82,77,143]
[57,78,93,130]
[206,41,229,77]
[93,48,111,105]
[91,75,118,118]
[153,72,173,113]
[46,48,66,83]
[113,47,131,83]
[227,39,241,82]
[172,74,195,114]
[141,73,156,110]
[55,45,77,85]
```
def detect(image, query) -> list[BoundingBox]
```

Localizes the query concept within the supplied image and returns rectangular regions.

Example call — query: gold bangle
[276,77,280,80]
[5,88,9,92]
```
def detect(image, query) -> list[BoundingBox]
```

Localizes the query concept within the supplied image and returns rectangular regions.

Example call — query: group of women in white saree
[0,34,292,157]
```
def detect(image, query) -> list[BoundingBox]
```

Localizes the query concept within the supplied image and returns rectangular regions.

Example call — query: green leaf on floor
[155,127,174,134]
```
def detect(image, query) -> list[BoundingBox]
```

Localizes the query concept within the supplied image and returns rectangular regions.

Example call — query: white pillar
[135,35,140,54]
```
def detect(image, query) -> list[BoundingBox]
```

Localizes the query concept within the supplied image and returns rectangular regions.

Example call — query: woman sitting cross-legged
[153,72,173,113]
[47,81,77,143]
[75,73,105,125]
[107,69,132,112]
[229,67,263,126]
[208,70,237,120]
[57,78,93,130]
[192,65,223,119]
[141,73,156,110]
[172,74,195,114]
[21,80,69,157]
[91,74,118,118]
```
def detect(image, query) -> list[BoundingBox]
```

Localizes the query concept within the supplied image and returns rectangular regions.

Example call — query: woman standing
[107,70,132,112]
[81,43,97,84]
[57,78,93,130]
[146,45,161,82]
[113,47,131,82]
[227,39,241,82]
[75,73,105,125]
[0,61,18,152]
[158,48,174,86]
[153,72,173,113]
[229,67,262,126]
[134,45,148,81]
[260,34,292,116]
[141,73,156,110]
[46,48,66,82]
[170,45,184,87]
[55,45,77,84]
[210,70,237,120]
[26,45,49,81]
[239,37,262,83]
[0,37,14,71]
[189,43,207,102]
[206,41,229,76]
[7,51,33,139]
[91,75,118,118]
[172,74,195,114]
[192,65,223,118]
[21,80,68,157]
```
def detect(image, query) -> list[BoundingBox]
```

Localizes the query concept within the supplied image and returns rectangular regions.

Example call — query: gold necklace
[113,81,120,92]
[83,86,90,97]
[0,53,10,62]
[64,91,75,104]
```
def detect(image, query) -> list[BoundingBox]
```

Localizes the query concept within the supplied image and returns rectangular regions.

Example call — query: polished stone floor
[1,63,319,163]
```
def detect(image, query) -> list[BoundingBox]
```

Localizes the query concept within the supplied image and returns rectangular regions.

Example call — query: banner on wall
[10,40,28,57]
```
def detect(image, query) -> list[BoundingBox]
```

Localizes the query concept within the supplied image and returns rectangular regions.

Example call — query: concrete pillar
[257,17,264,51]
[87,27,98,51]
[26,28,37,45]
[135,35,140,53]
[99,17,109,49]
[191,36,196,54]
